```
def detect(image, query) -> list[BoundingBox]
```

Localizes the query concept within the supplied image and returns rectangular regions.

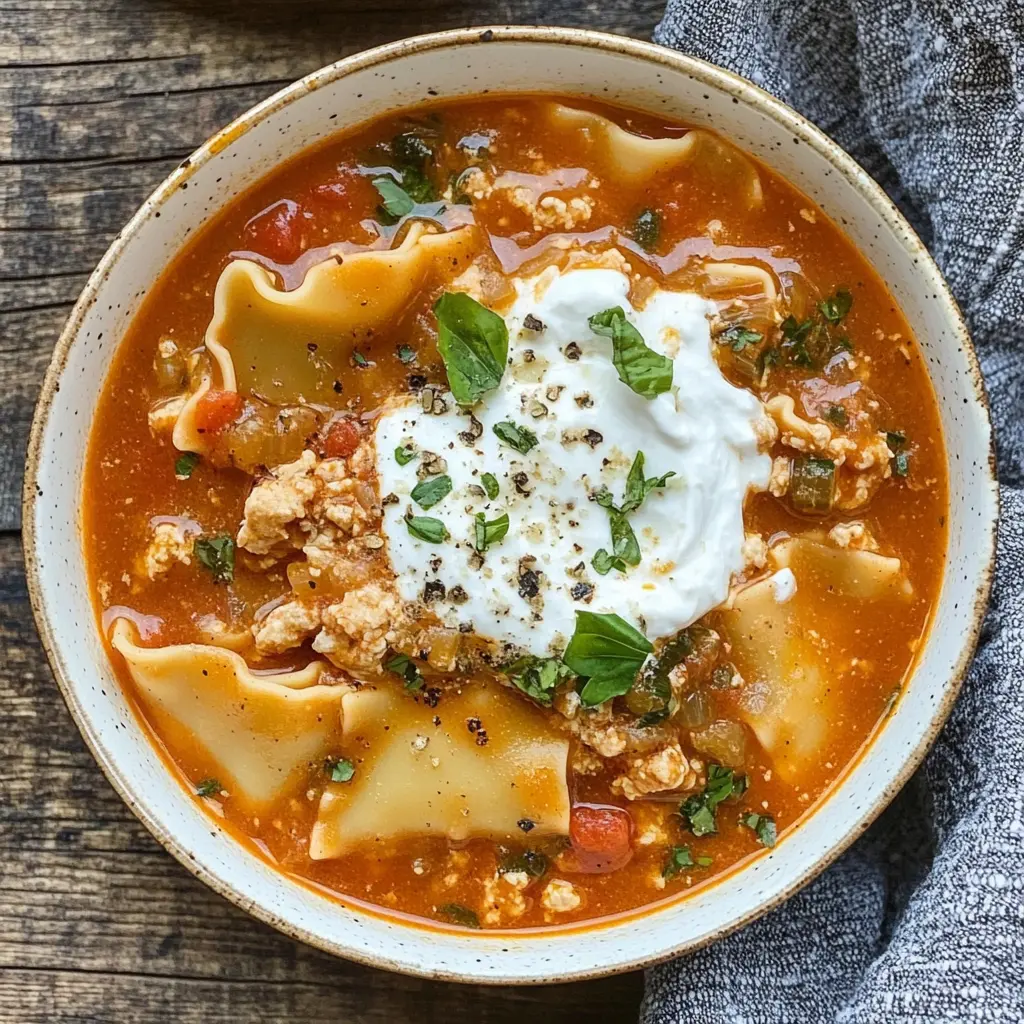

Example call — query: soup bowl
[23,26,997,983]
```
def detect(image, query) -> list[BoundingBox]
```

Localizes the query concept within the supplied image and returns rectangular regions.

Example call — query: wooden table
[0,2,668,1020]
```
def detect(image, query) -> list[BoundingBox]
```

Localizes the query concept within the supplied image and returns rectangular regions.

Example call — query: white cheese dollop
[376,263,770,655]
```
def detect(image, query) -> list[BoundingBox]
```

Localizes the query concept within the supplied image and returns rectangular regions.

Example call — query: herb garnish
[493,420,538,454]
[777,289,854,370]
[352,351,370,368]
[591,451,675,575]
[194,535,235,583]
[563,610,652,707]
[384,651,425,691]
[504,655,573,707]
[174,451,200,479]
[404,513,449,544]
[372,174,416,219]
[742,811,778,848]
[887,430,910,477]
[481,472,500,499]
[589,307,673,399]
[722,325,763,352]
[434,292,509,405]
[824,403,848,426]
[631,208,661,252]
[498,848,549,878]
[819,288,853,325]
[410,474,452,510]
[662,845,693,879]
[195,778,220,797]
[474,511,510,552]
[397,344,417,364]
[395,444,416,466]
[327,757,355,783]
[679,764,748,837]
[437,903,480,928]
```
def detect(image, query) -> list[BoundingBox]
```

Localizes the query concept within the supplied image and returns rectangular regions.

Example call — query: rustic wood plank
[1,0,664,1016]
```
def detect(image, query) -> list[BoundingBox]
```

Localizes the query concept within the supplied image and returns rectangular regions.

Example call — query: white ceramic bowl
[24,27,997,984]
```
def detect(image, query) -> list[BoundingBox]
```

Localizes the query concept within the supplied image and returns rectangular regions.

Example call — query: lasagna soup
[84,97,947,930]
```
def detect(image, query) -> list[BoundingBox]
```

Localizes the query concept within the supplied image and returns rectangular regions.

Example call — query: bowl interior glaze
[24,28,996,984]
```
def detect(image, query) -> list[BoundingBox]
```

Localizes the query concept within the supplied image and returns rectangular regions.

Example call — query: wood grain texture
[1,0,666,1018]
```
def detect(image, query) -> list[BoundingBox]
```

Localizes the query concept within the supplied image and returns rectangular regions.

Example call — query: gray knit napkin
[645,2,1023,1020]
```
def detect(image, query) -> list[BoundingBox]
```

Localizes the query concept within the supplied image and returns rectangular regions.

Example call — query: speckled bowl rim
[23,25,997,985]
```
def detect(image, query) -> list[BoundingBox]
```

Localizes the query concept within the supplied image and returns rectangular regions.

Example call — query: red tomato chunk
[322,417,363,458]
[565,804,634,874]
[193,390,244,435]
[242,199,305,263]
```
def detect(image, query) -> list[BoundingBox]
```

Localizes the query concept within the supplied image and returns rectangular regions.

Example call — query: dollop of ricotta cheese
[376,262,771,655]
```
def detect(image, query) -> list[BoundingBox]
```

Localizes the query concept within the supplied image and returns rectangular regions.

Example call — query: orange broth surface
[83,96,947,931]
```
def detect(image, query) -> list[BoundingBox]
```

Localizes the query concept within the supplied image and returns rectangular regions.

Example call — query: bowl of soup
[23,27,996,982]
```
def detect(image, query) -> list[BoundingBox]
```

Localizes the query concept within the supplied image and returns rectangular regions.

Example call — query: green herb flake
[680,764,748,837]
[434,291,509,406]
[631,208,661,252]
[886,430,907,451]
[372,174,416,219]
[504,656,573,707]
[194,535,235,583]
[492,420,538,454]
[474,511,510,552]
[395,444,417,466]
[662,845,694,879]
[174,451,200,479]
[404,514,449,544]
[384,651,425,692]
[498,848,549,879]
[589,306,673,399]
[564,610,652,707]
[327,757,355,783]
[397,344,417,364]
[437,902,480,929]
[743,811,778,848]
[481,472,500,500]
[195,778,221,798]
[819,288,853,325]
[893,451,910,477]
[352,351,370,368]
[723,325,763,352]
[824,404,848,426]
[697,856,714,867]
[410,474,452,510]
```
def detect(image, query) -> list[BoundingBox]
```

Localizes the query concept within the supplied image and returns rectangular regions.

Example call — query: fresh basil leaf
[372,174,415,218]
[631,208,661,252]
[327,757,355,783]
[195,778,220,797]
[395,444,416,466]
[564,610,652,707]
[410,474,452,510]
[404,514,449,544]
[194,535,235,583]
[722,325,763,351]
[592,548,627,576]
[492,420,538,454]
[481,472,500,499]
[174,451,200,479]
[819,289,853,325]
[608,510,641,567]
[620,451,676,513]
[504,656,573,707]
[588,306,673,399]
[437,903,480,928]
[434,292,508,405]
[384,651,424,691]
[680,764,748,837]
[662,845,693,879]
[743,812,778,848]
[474,511,510,552]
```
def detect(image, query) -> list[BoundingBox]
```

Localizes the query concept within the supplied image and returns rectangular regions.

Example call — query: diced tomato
[193,390,244,435]
[242,199,305,263]
[563,803,633,874]
[322,417,362,458]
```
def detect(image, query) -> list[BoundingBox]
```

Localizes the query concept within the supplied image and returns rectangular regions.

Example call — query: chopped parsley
[352,351,370,368]
[722,325,763,352]
[193,535,235,583]
[743,811,778,848]
[662,845,693,879]
[410,474,452,510]
[474,510,510,552]
[394,444,416,466]
[481,472,500,500]
[493,420,538,454]
[680,764,748,837]
[195,778,220,798]
[563,610,652,707]
[887,431,910,477]
[434,291,509,406]
[893,451,910,477]
[384,651,424,691]
[824,403,848,426]
[819,288,853,325]
[437,903,480,928]
[174,451,200,479]
[631,207,661,252]
[327,757,355,783]
[397,344,417,364]
[778,289,855,370]
[588,306,673,399]
[504,655,573,707]
[404,513,449,544]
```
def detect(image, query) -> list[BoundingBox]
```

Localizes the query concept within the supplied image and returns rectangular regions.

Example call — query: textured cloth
[645,3,1024,1021]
